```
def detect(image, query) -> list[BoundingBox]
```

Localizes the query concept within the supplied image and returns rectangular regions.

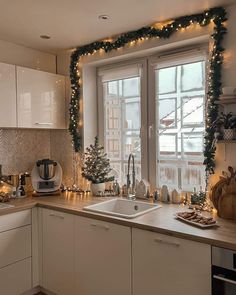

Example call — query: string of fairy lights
[69,6,227,180]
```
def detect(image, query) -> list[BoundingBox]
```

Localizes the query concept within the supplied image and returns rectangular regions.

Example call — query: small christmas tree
[82,136,114,184]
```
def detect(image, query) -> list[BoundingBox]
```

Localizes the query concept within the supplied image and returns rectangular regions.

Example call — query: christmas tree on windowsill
[82,136,114,184]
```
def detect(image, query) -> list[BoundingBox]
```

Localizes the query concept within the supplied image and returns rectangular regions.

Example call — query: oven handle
[213,274,236,285]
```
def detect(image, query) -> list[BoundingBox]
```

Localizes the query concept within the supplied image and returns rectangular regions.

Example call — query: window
[98,50,206,191]
[155,58,206,191]
[98,64,145,185]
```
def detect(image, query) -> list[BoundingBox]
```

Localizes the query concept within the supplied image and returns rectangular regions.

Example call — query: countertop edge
[1,198,236,251]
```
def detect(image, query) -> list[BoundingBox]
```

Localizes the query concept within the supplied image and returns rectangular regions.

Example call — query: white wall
[0,39,56,73]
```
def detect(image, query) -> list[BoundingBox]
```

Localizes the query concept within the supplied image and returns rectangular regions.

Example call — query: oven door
[212,266,236,295]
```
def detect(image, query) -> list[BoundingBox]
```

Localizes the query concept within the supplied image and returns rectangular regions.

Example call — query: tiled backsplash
[0,129,82,188]
[0,129,50,174]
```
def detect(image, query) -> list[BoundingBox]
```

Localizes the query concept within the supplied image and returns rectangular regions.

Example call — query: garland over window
[69,6,227,177]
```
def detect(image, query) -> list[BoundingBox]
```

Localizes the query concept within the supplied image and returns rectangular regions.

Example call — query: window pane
[124,131,141,159]
[105,105,120,130]
[123,98,140,129]
[159,98,176,128]
[156,58,206,191]
[157,67,177,94]
[105,136,121,160]
[182,96,204,126]
[182,133,203,158]
[159,134,177,157]
[107,81,118,96]
[103,72,141,185]
[159,164,178,187]
[123,77,140,97]
[181,61,204,91]
[182,165,205,190]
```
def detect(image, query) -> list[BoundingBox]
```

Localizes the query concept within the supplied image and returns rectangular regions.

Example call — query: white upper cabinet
[17,66,66,129]
[0,62,17,128]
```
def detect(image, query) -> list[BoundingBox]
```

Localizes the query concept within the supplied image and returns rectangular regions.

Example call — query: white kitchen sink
[83,198,161,219]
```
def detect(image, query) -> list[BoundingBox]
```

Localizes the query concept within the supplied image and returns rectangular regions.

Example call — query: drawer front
[0,258,32,295]
[0,225,31,268]
[0,209,31,233]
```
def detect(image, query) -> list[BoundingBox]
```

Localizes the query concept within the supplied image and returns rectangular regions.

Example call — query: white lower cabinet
[132,228,211,295]
[75,216,132,295]
[41,209,75,295]
[0,210,32,295]
[0,258,32,295]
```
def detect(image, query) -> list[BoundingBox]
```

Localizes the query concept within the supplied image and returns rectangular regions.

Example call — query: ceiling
[0,0,234,53]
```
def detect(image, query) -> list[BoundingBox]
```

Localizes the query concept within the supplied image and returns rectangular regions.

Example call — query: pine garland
[70,6,227,177]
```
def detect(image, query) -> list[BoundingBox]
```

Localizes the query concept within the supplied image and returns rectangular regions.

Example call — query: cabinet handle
[90,223,110,230]
[213,275,236,285]
[49,213,64,219]
[34,122,53,125]
[154,238,180,248]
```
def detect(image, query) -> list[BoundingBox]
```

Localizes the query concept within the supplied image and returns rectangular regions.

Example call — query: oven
[212,246,236,295]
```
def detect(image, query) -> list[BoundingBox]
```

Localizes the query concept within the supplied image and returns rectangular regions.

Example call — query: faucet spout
[126,154,136,200]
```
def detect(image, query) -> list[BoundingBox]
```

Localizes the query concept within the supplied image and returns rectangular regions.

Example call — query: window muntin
[156,60,206,191]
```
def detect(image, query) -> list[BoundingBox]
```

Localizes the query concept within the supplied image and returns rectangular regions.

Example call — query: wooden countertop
[1,192,236,250]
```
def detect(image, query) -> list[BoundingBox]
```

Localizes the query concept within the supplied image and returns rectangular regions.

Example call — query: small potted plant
[82,136,114,195]
[212,112,236,140]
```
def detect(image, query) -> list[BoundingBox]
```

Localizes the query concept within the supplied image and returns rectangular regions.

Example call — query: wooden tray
[175,214,217,229]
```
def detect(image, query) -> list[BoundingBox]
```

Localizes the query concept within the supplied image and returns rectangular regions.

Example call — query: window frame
[97,47,208,190]
[97,58,148,183]
[148,50,208,190]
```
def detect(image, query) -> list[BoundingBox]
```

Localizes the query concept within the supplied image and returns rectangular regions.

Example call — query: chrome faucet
[126,154,136,200]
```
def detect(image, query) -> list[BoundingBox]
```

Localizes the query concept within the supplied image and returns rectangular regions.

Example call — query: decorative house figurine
[172,189,181,204]
[135,179,150,199]
[153,190,160,202]
[113,180,120,195]
[161,185,170,203]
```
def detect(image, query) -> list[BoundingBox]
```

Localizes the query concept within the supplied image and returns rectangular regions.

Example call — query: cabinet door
[0,225,31,268]
[0,258,31,295]
[42,209,75,295]
[0,62,17,127]
[17,66,66,129]
[132,228,211,295]
[75,216,131,295]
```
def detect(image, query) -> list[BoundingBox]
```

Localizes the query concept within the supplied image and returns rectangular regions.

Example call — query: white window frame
[148,49,208,190]
[97,58,148,183]
[97,47,208,190]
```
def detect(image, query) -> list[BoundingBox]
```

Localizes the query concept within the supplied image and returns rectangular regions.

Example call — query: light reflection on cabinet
[17,66,66,129]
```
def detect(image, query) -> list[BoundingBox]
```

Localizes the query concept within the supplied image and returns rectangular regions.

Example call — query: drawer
[0,225,31,268]
[0,209,31,233]
[0,258,32,295]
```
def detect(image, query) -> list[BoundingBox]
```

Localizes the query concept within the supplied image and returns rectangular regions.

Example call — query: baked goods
[176,211,216,227]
